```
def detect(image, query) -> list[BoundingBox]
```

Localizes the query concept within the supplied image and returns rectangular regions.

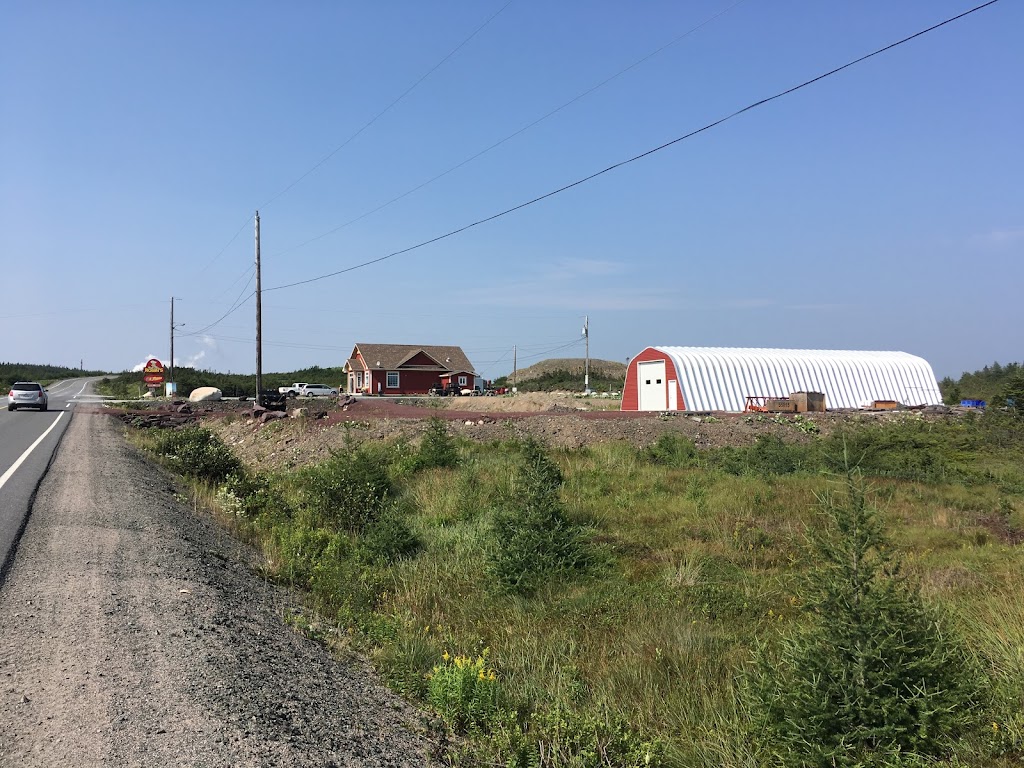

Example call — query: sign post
[142,358,166,396]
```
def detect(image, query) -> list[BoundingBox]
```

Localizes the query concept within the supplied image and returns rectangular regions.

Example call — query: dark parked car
[8,381,48,411]
[427,384,462,396]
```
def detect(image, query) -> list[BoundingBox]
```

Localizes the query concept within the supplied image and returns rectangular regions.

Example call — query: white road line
[0,412,65,492]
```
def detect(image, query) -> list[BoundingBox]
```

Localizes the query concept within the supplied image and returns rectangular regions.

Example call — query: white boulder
[189,386,223,402]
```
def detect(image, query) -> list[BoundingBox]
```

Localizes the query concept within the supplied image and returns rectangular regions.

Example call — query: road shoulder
[0,412,435,767]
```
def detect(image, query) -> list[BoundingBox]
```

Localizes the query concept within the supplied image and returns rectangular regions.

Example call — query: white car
[8,381,48,411]
[301,384,338,397]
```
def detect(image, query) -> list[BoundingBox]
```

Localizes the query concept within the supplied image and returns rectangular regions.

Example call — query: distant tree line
[939,361,1024,408]
[0,362,108,393]
[97,365,347,399]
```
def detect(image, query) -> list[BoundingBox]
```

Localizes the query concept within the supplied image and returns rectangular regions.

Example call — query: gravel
[0,412,438,767]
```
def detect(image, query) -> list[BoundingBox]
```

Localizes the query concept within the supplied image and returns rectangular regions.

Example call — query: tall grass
[136,416,1024,766]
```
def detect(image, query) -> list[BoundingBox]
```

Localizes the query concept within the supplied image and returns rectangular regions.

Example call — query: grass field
[134,410,1024,767]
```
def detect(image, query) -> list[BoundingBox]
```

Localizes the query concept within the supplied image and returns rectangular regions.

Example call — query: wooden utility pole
[512,345,517,391]
[255,211,263,403]
[169,296,175,395]
[583,315,590,393]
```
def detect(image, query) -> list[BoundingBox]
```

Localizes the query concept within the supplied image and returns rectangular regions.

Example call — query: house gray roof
[347,344,476,374]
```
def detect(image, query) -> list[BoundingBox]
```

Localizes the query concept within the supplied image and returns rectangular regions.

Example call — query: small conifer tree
[744,461,985,766]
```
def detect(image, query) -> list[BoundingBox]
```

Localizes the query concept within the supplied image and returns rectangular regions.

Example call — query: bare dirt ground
[101,391,953,474]
[0,412,437,767]
[178,393,850,472]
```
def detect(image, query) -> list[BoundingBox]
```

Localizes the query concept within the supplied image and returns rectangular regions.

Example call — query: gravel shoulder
[0,412,436,767]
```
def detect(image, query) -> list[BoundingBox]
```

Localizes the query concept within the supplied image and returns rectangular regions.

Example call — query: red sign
[142,358,166,385]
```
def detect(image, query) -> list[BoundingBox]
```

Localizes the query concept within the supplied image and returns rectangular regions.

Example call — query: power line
[269,0,748,259]
[257,0,517,212]
[181,271,256,338]
[194,214,253,275]
[266,0,1000,294]
[181,3,516,325]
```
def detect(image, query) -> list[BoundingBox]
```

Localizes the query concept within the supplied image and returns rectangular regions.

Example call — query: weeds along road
[0,411,435,767]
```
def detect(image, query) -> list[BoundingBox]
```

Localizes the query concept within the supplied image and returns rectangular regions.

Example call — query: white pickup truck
[279,382,338,398]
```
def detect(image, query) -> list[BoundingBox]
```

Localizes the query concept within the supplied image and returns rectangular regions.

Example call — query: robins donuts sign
[142,358,166,385]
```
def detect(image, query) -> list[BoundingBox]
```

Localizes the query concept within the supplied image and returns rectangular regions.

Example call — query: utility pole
[255,211,263,404]
[512,345,517,391]
[169,296,175,395]
[583,315,590,394]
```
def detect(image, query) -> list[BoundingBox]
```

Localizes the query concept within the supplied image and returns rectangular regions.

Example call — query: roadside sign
[143,358,166,385]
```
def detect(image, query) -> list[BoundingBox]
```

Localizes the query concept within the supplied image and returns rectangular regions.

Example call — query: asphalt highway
[0,378,105,574]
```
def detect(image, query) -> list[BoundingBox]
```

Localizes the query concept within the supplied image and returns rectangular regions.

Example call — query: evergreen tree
[744,462,986,766]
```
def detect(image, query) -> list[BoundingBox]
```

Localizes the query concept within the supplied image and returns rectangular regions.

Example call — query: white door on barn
[638,360,667,411]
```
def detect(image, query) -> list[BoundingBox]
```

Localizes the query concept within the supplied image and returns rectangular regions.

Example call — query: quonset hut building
[621,347,943,412]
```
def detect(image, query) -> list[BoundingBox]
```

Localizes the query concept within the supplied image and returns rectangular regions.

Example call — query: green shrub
[824,421,964,484]
[644,433,698,467]
[489,440,592,595]
[743,466,987,766]
[297,449,393,532]
[414,417,460,471]
[493,707,664,768]
[216,471,291,521]
[359,504,420,563]
[708,435,815,477]
[152,426,242,483]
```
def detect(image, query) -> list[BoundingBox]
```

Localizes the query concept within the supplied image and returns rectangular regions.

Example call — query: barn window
[458,375,467,386]
[387,371,399,388]
[657,379,662,384]
[645,379,651,385]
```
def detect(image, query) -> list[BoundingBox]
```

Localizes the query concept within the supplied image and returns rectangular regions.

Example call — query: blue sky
[2,0,1020,382]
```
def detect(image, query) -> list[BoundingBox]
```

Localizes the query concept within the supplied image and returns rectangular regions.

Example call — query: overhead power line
[266,0,1000,294]
[181,274,256,338]
[270,0,749,259]
[257,0,517,211]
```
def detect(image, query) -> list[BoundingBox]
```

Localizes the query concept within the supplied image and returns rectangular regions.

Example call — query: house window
[458,375,467,386]
[387,371,400,388]
[356,372,363,388]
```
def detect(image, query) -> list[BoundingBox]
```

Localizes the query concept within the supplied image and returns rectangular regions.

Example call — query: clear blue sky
[2,0,1020,382]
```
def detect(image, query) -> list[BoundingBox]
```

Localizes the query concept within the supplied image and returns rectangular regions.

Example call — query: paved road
[0,377,106,573]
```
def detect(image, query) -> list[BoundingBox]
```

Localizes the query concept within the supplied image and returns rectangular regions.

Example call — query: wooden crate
[790,391,826,413]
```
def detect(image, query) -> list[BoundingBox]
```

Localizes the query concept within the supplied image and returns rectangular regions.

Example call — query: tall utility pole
[169,296,175,394]
[583,315,590,393]
[255,211,263,404]
[512,345,517,391]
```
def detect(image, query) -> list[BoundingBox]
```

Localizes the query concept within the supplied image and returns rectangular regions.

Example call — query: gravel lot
[0,413,437,767]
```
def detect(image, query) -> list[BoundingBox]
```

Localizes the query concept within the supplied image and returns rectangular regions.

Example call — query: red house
[343,343,479,395]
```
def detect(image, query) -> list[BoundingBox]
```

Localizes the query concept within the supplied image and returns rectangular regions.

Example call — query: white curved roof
[652,347,942,412]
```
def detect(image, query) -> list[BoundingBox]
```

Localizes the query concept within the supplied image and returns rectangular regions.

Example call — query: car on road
[8,381,48,411]
[300,384,338,397]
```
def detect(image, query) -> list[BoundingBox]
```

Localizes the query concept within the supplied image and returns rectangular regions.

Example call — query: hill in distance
[494,358,627,392]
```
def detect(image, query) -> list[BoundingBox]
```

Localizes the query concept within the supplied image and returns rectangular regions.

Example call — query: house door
[638,360,667,411]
